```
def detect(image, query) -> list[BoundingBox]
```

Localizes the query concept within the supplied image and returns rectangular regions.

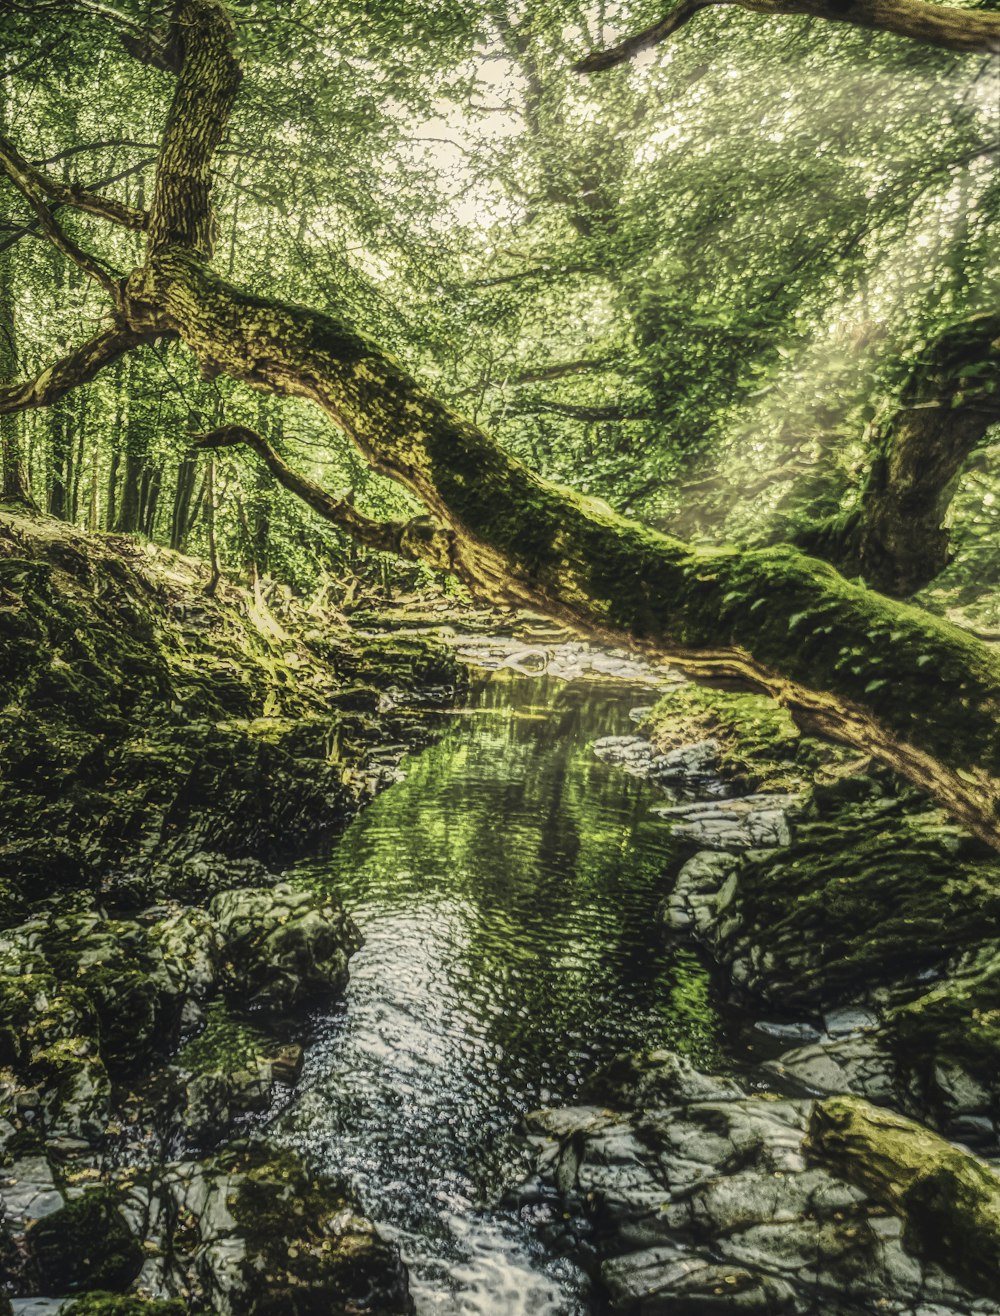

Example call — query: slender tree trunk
[170,454,198,549]
[87,436,100,530]
[47,402,71,519]
[0,82,31,504]
[116,450,144,532]
[143,462,162,537]
[69,394,87,522]
[204,456,220,595]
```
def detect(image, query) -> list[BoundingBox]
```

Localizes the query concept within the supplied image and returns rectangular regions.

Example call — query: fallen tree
[3,0,1000,847]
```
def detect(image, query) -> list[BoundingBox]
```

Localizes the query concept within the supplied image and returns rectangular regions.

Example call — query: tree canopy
[1,0,999,841]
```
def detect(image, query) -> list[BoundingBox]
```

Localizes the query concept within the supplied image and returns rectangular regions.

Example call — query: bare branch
[503,399,654,421]
[191,426,457,570]
[33,140,158,168]
[0,132,148,231]
[0,158,156,257]
[576,0,1000,71]
[0,326,146,416]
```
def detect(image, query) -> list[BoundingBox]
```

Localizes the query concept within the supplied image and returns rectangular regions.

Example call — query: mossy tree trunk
[3,0,1000,849]
[798,314,1000,596]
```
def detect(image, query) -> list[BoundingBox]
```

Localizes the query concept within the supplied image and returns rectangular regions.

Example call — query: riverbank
[522,681,1000,1313]
[0,509,460,1313]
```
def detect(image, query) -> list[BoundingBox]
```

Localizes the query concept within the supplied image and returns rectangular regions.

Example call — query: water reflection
[274,674,725,1313]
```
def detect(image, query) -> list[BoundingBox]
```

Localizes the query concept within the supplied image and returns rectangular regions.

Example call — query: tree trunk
[799,313,1000,595]
[170,454,198,550]
[115,450,144,532]
[130,243,1000,847]
[46,402,71,519]
[143,462,163,537]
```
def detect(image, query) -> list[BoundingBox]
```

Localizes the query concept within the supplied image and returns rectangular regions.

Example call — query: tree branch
[0,132,148,231]
[190,425,458,570]
[503,399,653,421]
[575,0,1000,70]
[0,158,156,257]
[0,325,146,415]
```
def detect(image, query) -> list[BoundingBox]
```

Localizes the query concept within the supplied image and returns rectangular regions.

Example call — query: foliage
[1,0,996,607]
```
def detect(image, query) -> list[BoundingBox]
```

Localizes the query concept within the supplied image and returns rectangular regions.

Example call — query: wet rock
[592,735,723,786]
[24,1187,143,1294]
[651,795,795,852]
[581,1048,746,1109]
[521,1054,1000,1315]
[661,850,740,935]
[211,883,361,1014]
[158,1145,413,1315]
[602,1250,796,1314]
[767,1033,900,1105]
[0,1155,65,1231]
[169,1003,303,1147]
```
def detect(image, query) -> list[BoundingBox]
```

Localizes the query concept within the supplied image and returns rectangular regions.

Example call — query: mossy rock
[25,1187,142,1292]
[721,794,1000,1007]
[222,1144,414,1315]
[62,1297,183,1316]
[641,682,846,793]
[887,945,1000,1099]
[808,1094,1000,1298]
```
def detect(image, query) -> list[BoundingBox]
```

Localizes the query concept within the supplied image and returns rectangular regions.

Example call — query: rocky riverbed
[0,511,461,1313]
[517,683,1000,1313]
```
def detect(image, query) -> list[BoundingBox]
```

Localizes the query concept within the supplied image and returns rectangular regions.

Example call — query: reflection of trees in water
[316,675,725,1112]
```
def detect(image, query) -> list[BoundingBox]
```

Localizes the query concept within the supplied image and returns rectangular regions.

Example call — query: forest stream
[274,670,725,1314]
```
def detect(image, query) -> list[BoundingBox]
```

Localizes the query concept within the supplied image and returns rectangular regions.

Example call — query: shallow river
[274,672,728,1313]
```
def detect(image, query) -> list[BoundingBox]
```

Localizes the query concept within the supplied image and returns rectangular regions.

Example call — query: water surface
[276,673,726,1312]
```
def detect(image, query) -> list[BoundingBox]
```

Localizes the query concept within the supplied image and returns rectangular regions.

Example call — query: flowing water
[274,672,728,1313]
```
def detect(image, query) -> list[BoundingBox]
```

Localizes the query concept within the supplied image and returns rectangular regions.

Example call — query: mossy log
[4,0,1000,848]
[129,242,1000,847]
[808,1094,1000,1297]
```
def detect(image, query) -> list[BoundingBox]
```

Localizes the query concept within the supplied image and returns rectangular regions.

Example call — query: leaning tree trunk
[139,243,1000,847]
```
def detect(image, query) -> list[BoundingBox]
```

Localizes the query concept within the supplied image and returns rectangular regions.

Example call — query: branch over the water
[0,326,146,415]
[575,0,1000,70]
[191,425,458,569]
[129,246,1000,849]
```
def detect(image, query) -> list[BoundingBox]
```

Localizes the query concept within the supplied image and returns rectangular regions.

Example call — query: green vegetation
[1,0,999,1309]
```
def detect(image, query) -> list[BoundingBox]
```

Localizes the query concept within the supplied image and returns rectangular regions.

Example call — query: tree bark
[798,313,1000,595]
[576,0,1000,72]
